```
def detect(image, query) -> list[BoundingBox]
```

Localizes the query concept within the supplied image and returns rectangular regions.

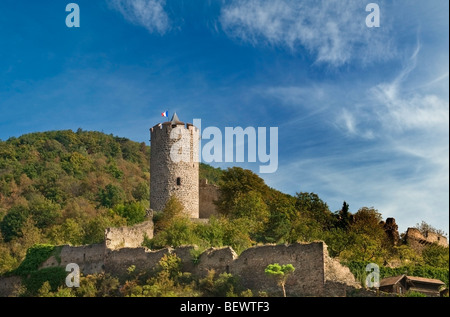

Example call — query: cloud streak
[260,43,448,233]
[108,0,170,34]
[335,44,449,140]
[220,0,395,66]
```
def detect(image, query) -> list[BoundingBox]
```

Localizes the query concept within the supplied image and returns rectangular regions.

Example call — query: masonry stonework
[40,243,106,275]
[199,179,220,219]
[0,242,360,297]
[105,220,154,250]
[323,244,361,296]
[405,228,448,253]
[104,247,170,277]
[150,115,199,218]
[194,247,237,277]
[0,276,21,297]
[231,243,327,296]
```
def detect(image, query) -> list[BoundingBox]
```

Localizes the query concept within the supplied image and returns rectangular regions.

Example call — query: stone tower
[150,113,199,218]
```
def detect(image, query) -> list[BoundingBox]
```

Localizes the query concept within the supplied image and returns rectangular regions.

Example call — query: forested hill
[0,129,220,272]
[0,130,148,244]
[0,130,448,284]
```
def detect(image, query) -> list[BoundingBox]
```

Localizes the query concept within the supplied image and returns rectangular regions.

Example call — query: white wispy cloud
[107,0,170,34]
[333,43,449,135]
[260,42,448,233]
[220,0,395,66]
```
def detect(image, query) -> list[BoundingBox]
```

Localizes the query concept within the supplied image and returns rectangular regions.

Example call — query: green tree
[83,215,122,245]
[154,196,185,232]
[150,217,197,249]
[194,216,226,248]
[97,184,124,208]
[221,218,253,254]
[215,167,269,215]
[230,191,269,236]
[295,192,334,229]
[0,205,30,242]
[132,182,150,201]
[0,244,18,274]
[336,201,352,230]
[264,263,295,297]
[74,274,120,297]
[323,228,356,257]
[199,270,241,297]
[48,218,85,245]
[422,243,449,269]
[287,215,323,243]
[28,194,61,229]
[112,201,147,226]
[337,208,388,262]
[415,221,447,237]
[199,163,223,185]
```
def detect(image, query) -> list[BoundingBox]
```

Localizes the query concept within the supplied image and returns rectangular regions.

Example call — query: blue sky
[0,0,448,234]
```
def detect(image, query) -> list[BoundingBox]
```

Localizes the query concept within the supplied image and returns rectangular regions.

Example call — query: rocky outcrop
[323,244,361,296]
[383,218,399,246]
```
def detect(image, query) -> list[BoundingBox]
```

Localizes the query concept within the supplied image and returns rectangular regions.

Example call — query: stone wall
[199,179,220,219]
[194,247,237,277]
[0,276,21,297]
[150,121,199,218]
[104,247,170,277]
[405,228,448,253]
[231,243,327,296]
[0,242,360,297]
[40,243,106,275]
[105,220,154,250]
[323,244,361,296]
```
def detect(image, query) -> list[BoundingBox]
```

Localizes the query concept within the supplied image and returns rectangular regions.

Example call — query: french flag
[161,111,169,118]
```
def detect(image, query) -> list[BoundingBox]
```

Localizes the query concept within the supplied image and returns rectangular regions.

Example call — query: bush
[13,244,59,276]
[422,243,449,269]
[112,201,147,226]
[23,267,67,296]
[97,184,124,208]
[0,205,29,242]
[404,291,427,297]
[198,270,241,297]
[346,261,449,287]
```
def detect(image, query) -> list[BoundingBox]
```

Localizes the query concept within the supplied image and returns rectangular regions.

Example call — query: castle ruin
[150,113,200,218]
[150,113,219,219]
[0,241,361,297]
[405,227,448,253]
[0,114,365,297]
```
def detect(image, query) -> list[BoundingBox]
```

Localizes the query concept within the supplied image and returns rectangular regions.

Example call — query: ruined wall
[199,179,220,219]
[425,232,448,246]
[0,276,21,297]
[194,247,237,277]
[172,245,198,273]
[0,242,360,297]
[150,122,199,218]
[323,244,361,296]
[405,228,448,253]
[40,243,106,275]
[104,247,169,277]
[105,220,154,250]
[231,243,327,296]
[383,218,400,246]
